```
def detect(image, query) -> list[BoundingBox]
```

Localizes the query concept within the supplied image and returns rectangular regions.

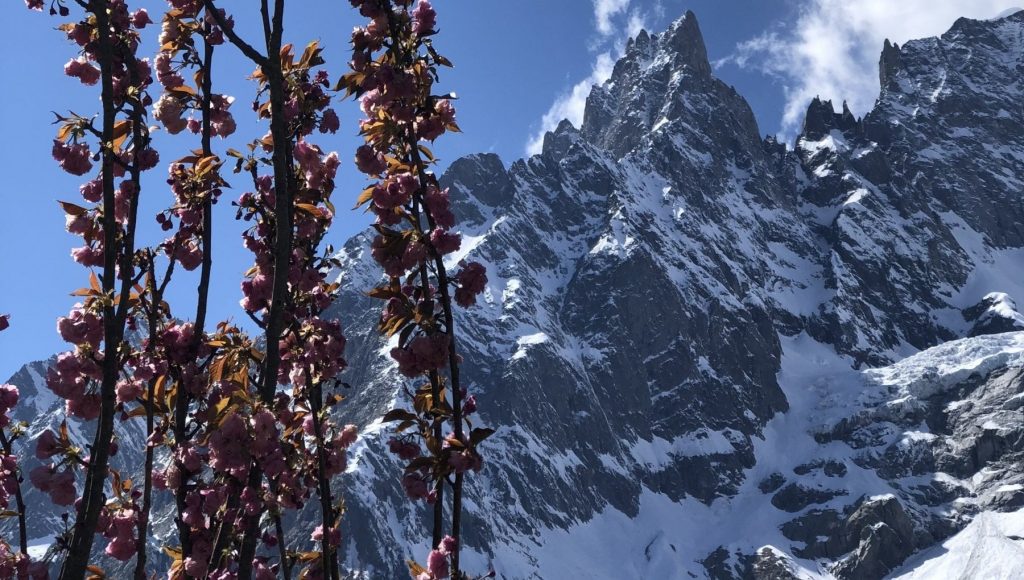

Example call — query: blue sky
[1,0,1019,378]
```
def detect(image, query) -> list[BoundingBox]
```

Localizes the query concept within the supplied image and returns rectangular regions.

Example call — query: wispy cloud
[722,0,1022,141]
[594,0,631,36]
[525,1,651,156]
[525,53,616,156]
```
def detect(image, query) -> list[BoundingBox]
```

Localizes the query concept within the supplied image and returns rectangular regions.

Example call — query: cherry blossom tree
[15,0,496,578]
[342,2,493,578]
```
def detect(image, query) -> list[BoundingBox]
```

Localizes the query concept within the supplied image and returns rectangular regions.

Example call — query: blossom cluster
[225,37,356,575]
[0,542,46,580]
[0,385,19,509]
[43,2,157,396]
[155,4,236,137]
[345,0,489,436]
[139,6,358,573]
[418,535,458,579]
[0,316,45,577]
[344,1,492,576]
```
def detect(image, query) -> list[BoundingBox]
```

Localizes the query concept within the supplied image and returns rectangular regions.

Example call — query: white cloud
[525,1,651,156]
[626,10,648,39]
[594,0,631,36]
[725,0,1022,141]
[525,53,616,156]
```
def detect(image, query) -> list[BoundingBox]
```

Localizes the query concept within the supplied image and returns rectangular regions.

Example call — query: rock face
[4,8,1024,580]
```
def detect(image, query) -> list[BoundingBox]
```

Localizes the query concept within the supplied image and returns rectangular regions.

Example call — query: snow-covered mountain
[5,8,1024,579]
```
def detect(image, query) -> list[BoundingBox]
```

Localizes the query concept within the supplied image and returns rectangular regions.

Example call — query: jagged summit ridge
[580,11,760,159]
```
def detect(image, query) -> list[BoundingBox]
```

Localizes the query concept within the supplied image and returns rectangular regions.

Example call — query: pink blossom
[418,116,445,142]
[401,472,430,501]
[29,465,54,492]
[65,213,91,236]
[46,351,100,401]
[240,273,273,312]
[184,557,207,577]
[324,446,347,476]
[311,525,341,547]
[319,109,340,134]
[80,179,102,203]
[355,144,387,175]
[429,229,461,255]
[253,561,276,580]
[131,9,152,29]
[64,58,100,86]
[35,430,61,460]
[155,53,184,89]
[174,240,202,271]
[158,18,181,48]
[176,445,203,473]
[388,438,421,461]
[424,186,454,229]
[67,393,101,420]
[294,140,329,189]
[209,412,250,478]
[210,94,237,137]
[359,88,383,116]
[0,384,17,412]
[66,22,91,46]
[427,548,449,578]
[391,334,450,377]
[57,308,103,348]
[462,394,477,415]
[52,140,93,176]
[434,99,456,125]
[115,379,143,404]
[48,468,77,506]
[104,510,138,561]
[70,245,104,267]
[373,173,418,210]
[154,94,188,134]
[412,1,437,36]
[138,147,160,170]
[454,261,488,307]
[105,536,136,561]
[402,240,427,271]
[448,449,481,474]
[338,424,358,448]
[251,409,278,457]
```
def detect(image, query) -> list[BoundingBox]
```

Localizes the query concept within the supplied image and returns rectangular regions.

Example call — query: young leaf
[382,409,418,423]
[470,427,496,446]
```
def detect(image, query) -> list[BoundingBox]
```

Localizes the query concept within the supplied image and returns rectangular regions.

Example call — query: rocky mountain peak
[439,153,515,228]
[662,10,712,78]
[539,118,582,160]
[582,11,760,159]
[801,97,859,141]
[879,38,902,89]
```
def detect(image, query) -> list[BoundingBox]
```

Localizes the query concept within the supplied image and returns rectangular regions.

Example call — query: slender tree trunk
[409,133,466,572]
[133,374,157,580]
[238,2,294,574]
[310,379,339,580]
[175,38,217,569]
